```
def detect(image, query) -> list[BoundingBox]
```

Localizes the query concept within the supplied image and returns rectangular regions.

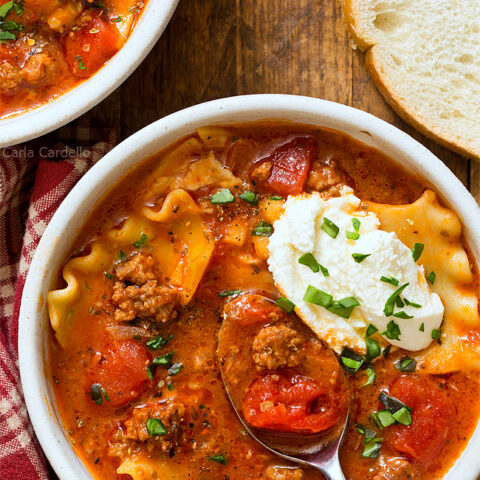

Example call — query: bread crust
[340,0,479,160]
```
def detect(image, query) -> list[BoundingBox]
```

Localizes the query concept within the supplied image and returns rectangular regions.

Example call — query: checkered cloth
[0,121,117,479]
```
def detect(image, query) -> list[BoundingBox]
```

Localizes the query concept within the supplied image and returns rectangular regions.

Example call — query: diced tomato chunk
[242,373,342,433]
[223,293,286,326]
[86,340,151,407]
[251,135,317,195]
[384,375,455,465]
[64,17,121,78]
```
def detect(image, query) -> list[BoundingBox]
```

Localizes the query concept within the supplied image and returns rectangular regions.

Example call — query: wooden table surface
[66,0,479,202]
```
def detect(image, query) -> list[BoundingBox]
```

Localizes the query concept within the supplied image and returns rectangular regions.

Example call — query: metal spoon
[220,372,349,480]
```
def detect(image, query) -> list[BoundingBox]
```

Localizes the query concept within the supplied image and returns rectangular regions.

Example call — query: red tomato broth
[0,0,146,119]
[47,123,480,480]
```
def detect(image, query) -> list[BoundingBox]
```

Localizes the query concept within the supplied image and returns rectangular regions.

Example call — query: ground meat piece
[22,52,58,85]
[252,323,304,371]
[373,457,419,480]
[265,466,304,480]
[112,253,178,323]
[112,280,177,323]
[307,159,353,193]
[0,61,21,91]
[251,161,273,183]
[115,252,157,286]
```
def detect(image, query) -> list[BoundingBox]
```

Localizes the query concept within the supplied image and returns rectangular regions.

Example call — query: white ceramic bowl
[19,94,480,479]
[0,0,179,147]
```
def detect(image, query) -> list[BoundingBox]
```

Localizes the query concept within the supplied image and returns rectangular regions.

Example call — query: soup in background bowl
[18,95,480,480]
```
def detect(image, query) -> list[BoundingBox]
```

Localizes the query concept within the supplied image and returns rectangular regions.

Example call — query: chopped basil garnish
[361,437,382,458]
[146,334,173,350]
[412,243,424,262]
[352,218,361,232]
[363,366,376,386]
[404,299,421,308]
[167,382,174,391]
[209,453,229,465]
[338,296,360,308]
[339,347,364,374]
[90,383,110,406]
[381,320,401,340]
[380,275,399,286]
[275,297,295,313]
[395,296,404,308]
[210,188,234,205]
[298,252,320,273]
[352,253,371,263]
[146,418,167,436]
[239,191,258,205]
[383,283,409,316]
[105,273,113,280]
[112,15,122,22]
[168,362,183,376]
[383,344,392,359]
[0,1,14,18]
[146,366,153,381]
[251,221,273,237]
[432,328,442,343]
[0,30,15,40]
[132,233,148,248]
[355,423,376,439]
[419,322,425,332]
[346,231,359,240]
[379,392,411,414]
[321,217,339,238]
[393,311,413,319]
[366,324,378,337]
[366,337,381,360]
[427,271,436,284]
[393,407,412,426]
[152,352,174,366]
[372,410,396,429]
[303,285,333,307]
[327,300,356,319]
[118,250,126,260]
[218,289,242,297]
[270,195,283,200]
[77,56,87,70]
[396,355,416,372]
[319,264,329,277]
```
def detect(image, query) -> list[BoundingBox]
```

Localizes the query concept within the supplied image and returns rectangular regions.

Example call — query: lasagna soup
[0,0,146,118]
[48,123,480,480]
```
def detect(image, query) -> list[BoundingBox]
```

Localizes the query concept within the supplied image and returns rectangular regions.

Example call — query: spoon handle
[313,454,346,480]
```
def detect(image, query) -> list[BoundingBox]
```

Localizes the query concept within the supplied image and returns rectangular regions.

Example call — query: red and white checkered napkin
[0,121,117,479]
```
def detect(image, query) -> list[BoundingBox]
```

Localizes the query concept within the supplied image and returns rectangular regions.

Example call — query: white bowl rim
[18,94,480,479]
[0,0,179,147]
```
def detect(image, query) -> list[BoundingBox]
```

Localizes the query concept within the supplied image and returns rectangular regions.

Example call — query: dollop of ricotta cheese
[267,188,444,354]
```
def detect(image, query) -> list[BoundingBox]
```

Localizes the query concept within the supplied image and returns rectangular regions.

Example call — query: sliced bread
[341,0,480,160]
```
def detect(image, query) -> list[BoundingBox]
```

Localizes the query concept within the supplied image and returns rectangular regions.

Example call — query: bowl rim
[18,94,480,479]
[0,0,179,147]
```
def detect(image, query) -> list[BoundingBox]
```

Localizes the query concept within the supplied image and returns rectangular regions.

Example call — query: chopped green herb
[132,233,148,248]
[76,56,87,70]
[199,404,206,409]
[209,454,229,465]
[251,220,273,237]
[298,252,320,273]
[427,271,436,284]
[0,30,15,40]
[275,297,295,313]
[419,323,425,332]
[269,195,283,200]
[13,0,23,15]
[339,347,364,374]
[167,382,174,391]
[363,366,376,386]
[239,191,258,205]
[146,418,167,436]
[146,366,153,381]
[90,383,110,406]
[393,311,413,319]
[379,392,411,414]
[361,437,383,458]
[383,344,392,359]
[0,1,14,19]
[380,275,399,286]
[146,334,173,350]
[319,264,329,277]
[395,296,405,308]
[352,218,361,232]
[354,423,376,439]
[321,217,339,238]
[372,410,396,429]
[327,300,356,319]
[366,324,378,337]
[346,231,360,240]
[2,20,22,30]
[383,283,409,316]
[431,328,442,343]
[404,299,421,308]
[118,250,126,260]
[104,273,113,280]
[393,407,412,426]
[218,289,242,297]
[381,320,401,341]
[412,243,424,262]
[210,188,234,205]
[352,253,371,263]
[168,362,183,376]
[152,352,174,366]
[303,285,333,308]
[338,296,360,309]
[396,355,417,372]
[112,15,122,22]
[366,337,381,360]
